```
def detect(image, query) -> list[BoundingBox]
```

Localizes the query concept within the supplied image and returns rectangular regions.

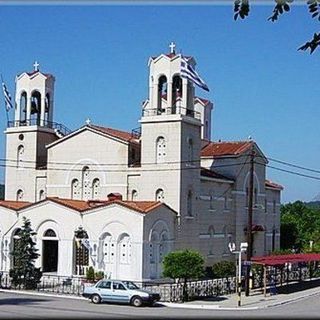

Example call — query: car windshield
[123,281,139,290]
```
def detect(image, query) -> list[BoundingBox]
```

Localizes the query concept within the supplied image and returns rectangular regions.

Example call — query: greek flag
[2,81,13,111]
[82,238,91,251]
[180,58,209,92]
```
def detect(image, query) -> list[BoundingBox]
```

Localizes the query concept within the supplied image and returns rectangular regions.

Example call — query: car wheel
[131,296,143,307]
[91,294,101,304]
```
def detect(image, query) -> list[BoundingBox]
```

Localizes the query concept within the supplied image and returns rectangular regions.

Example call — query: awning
[252,253,320,266]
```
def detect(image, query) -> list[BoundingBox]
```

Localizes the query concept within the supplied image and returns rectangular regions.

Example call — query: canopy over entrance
[252,253,320,266]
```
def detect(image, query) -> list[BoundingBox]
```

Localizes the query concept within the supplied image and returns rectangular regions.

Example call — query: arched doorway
[42,229,58,273]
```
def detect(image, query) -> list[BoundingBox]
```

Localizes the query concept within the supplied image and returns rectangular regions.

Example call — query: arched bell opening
[157,75,167,114]
[30,90,41,125]
[19,91,27,124]
[172,75,182,114]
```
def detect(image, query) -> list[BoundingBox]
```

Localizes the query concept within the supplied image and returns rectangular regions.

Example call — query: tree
[9,217,42,289]
[233,0,320,54]
[280,201,320,251]
[162,249,204,301]
[212,260,236,279]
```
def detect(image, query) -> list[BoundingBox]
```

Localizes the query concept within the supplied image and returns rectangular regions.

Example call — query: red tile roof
[201,141,253,157]
[0,200,31,210]
[265,179,283,190]
[89,125,139,144]
[47,197,162,214]
[200,167,234,182]
[195,97,210,106]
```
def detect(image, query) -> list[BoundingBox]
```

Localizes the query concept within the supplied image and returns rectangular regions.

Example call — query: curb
[0,288,86,301]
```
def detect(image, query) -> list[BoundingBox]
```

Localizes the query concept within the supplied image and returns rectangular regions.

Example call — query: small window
[92,178,100,200]
[39,189,45,201]
[264,198,268,213]
[273,200,276,214]
[131,189,138,201]
[16,189,24,201]
[187,190,192,216]
[224,196,228,210]
[17,145,24,168]
[155,189,164,202]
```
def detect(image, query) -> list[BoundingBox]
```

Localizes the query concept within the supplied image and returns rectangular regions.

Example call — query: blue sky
[0,2,319,203]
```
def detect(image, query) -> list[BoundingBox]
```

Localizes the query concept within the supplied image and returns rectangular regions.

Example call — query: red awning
[252,253,320,266]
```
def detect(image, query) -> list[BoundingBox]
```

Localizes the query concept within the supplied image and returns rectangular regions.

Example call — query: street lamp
[229,241,248,307]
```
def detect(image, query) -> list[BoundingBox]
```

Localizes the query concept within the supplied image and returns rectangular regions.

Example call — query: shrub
[86,266,95,281]
[212,260,236,279]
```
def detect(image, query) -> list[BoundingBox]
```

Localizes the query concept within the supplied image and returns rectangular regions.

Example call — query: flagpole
[1,73,11,125]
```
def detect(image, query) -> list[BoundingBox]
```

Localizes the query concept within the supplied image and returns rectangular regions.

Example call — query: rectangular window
[273,200,276,214]
[265,198,268,213]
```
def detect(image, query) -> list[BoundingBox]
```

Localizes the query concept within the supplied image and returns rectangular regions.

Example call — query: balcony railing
[142,106,201,120]
[7,119,72,136]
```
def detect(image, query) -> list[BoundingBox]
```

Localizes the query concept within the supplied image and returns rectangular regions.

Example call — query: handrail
[142,106,201,120]
[7,119,72,136]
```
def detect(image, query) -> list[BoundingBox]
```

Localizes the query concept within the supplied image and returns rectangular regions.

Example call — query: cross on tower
[33,61,40,71]
[169,42,176,54]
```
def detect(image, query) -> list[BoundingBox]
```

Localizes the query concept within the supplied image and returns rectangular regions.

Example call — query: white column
[149,76,153,110]
[182,78,188,114]
[26,97,32,125]
[152,80,159,113]
[15,97,21,126]
[40,97,46,126]
[167,81,173,114]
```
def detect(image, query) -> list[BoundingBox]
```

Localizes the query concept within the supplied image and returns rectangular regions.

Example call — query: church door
[42,240,58,272]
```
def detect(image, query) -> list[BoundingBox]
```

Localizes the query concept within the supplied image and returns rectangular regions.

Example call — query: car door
[111,281,130,303]
[96,280,113,302]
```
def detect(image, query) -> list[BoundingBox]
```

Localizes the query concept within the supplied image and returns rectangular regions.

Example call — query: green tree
[162,249,204,302]
[281,201,320,251]
[9,217,42,289]
[212,260,236,279]
[234,0,320,54]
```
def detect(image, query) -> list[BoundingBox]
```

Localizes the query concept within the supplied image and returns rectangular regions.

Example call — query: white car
[82,279,160,307]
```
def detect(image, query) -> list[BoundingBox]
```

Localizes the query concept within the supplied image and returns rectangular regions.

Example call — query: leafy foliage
[212,260,236,278]
[86,266,95,281]
[280,201,320,251]
[233,0,320,54]
[163,249,204,301]
[9,217,42,289]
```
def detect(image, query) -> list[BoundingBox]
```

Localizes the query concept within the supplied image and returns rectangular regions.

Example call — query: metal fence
[1,265,319,302]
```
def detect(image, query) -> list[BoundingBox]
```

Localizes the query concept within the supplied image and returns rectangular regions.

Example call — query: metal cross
[85,118,91,125]
[33,61,40,71]
[169,42,176,54]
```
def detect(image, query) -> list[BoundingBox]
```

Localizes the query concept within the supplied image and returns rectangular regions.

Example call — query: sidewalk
[1,281,320,311]
[161,282,320,310]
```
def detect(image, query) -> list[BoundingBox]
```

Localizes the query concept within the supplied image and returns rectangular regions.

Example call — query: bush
[86,266,95,281]
[95,271,104,280]
[212,261,236,279]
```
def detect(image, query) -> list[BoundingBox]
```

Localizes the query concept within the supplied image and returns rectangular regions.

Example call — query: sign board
[243,261,253,266]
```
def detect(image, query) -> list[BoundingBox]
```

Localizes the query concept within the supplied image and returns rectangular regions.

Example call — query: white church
[0,45,282,281]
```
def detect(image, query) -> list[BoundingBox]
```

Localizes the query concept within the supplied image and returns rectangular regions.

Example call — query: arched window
[131,189,138,201]
[81,166,90,200]
[103,233,113,264]
[16,189,24,201]
[45,93,50,123]
[187,137,193,164]
[43,229,56,237]
[39,189,45,201]
[156,136,166,163]
[155,188,164,202]
[157,75,167,113]
[71,179,80,200]
[30,91,41,124]
[17,145,24,168]
[20,91,27,123]
[159,231,169,263]
[187,190,193,216]
[118,233,131,264]
[92,178,100,200]
[210,190,215,210]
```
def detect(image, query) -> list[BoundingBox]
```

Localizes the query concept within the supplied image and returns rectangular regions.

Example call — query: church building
[0,44,282,281]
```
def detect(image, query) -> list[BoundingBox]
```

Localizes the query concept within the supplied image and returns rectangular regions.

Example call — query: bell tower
[4,62,64,202]
[139,44,204,250]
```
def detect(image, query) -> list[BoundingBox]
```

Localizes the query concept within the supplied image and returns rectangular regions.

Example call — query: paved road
[0,291,320,318]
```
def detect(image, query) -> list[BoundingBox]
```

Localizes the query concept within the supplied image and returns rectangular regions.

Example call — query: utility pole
[245,147,255,296]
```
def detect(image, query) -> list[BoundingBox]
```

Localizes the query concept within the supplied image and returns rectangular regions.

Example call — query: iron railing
[142,106,201,121]
[7,119,72,136]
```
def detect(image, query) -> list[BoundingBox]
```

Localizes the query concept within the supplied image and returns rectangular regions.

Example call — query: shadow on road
[277,279,320,294]
[0,296,49,306]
